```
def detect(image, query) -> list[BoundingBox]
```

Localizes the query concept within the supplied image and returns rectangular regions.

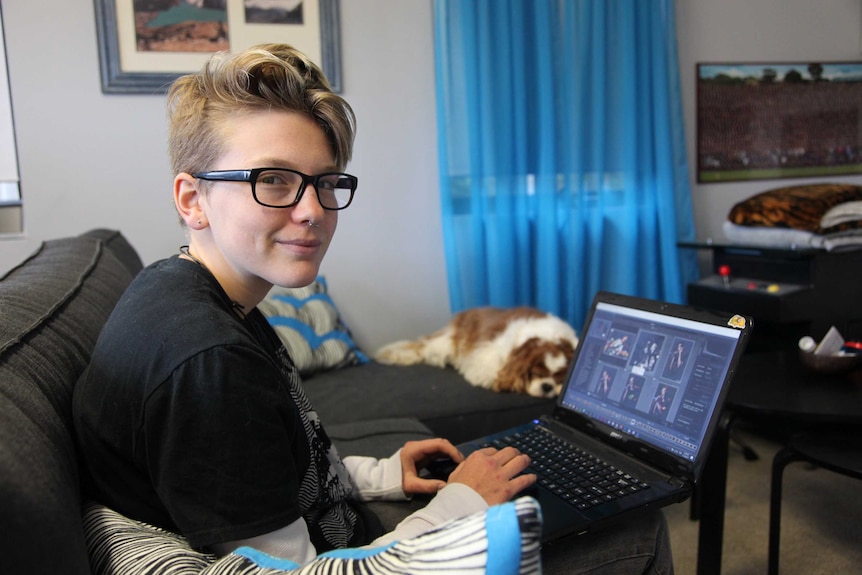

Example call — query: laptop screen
[559,299,744,466]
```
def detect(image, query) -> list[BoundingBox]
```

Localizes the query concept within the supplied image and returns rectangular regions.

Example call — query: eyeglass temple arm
[193,170,252,181]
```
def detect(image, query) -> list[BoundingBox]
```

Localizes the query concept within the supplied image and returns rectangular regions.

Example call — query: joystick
[718,264,731,289]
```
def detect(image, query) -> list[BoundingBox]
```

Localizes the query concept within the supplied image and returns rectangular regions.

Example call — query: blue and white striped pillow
[259,277,368,376]
[82,497,542,575]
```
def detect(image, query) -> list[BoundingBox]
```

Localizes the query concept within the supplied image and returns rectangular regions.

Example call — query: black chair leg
[768,446,802,575]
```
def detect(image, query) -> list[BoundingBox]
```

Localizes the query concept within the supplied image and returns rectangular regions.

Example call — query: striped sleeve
[83,497,542,575]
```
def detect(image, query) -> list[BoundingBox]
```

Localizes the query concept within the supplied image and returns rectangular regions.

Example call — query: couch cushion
[326,417,438,531]
[0,229,142,574]
[326,417,436,459]
[304,363,555,445]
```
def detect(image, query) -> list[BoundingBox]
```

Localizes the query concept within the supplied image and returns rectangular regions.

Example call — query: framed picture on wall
[696,61,862,182]
[94,0,342,94]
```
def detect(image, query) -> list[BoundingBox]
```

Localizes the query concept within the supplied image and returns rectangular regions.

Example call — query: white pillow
[258,276,368,376]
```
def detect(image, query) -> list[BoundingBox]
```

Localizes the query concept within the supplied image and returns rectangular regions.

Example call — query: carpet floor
[664,429,862,574]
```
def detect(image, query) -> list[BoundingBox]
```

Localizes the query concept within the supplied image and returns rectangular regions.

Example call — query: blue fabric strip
[269,292,334,308]
[233,546,300,570]
[234,542,397,570]
[317,542,396,560]
[485,502,522,575]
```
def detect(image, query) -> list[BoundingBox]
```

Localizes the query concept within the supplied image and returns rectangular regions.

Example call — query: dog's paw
[375,341,424,365]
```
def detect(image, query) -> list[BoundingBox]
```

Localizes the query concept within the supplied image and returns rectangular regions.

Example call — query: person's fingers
[400,439,469,495]
[404,476,448,494]
[444,447,536,505]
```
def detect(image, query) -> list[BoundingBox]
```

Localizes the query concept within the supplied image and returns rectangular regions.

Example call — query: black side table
[695,350,862,575]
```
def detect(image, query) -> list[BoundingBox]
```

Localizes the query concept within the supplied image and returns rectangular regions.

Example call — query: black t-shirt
[73,257,367,551]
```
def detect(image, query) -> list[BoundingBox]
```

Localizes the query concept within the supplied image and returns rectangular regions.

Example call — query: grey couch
[0,229,553,574]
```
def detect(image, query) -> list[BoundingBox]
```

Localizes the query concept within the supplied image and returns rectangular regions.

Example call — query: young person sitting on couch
[73,43,674,574]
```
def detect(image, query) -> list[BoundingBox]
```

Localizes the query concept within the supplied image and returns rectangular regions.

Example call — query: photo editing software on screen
[561,303,741,462]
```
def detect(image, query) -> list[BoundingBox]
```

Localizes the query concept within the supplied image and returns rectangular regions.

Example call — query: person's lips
[278,237,322,257]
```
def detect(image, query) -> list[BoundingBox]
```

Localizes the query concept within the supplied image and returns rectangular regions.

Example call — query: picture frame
[94,0,342,94]
[696,61,862,182]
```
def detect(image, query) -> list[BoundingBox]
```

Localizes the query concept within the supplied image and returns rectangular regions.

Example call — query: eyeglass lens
[254,169,354,209]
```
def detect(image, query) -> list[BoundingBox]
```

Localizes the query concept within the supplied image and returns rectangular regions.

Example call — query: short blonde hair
[167,43,356,176]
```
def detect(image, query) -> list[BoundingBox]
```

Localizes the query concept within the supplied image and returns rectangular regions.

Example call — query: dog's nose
[541,382,555,395]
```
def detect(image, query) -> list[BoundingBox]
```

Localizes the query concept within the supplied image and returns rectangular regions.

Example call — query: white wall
[2,0,861,351]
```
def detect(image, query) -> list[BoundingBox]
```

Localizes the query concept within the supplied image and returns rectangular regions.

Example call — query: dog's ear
[552,339,576,384]
[560,338,576,361]
[494,338,542,394]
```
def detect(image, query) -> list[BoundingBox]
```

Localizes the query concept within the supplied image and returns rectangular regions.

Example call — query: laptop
[458,291,752,543]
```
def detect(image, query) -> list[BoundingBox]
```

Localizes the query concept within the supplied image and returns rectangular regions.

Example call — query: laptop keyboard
[482,426,650,510]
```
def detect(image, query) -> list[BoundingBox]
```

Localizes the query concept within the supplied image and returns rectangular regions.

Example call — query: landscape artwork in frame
[95,0,342,94]
[696,62,862,182]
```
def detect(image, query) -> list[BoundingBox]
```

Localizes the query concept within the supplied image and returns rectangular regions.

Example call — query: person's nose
[292,182,326,224]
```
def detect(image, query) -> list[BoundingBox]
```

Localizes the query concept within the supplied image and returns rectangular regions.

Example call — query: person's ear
[174,173,208,230]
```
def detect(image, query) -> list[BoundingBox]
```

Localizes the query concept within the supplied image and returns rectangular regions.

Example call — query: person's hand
[448,446,536,506]
[399,438,465,495]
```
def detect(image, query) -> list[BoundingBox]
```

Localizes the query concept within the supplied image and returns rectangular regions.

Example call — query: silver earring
[308,220,320,228]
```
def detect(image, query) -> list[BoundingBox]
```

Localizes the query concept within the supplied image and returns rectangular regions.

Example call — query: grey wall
[2,0,861,352]
[676,0,862,243]
[0,0,448,353]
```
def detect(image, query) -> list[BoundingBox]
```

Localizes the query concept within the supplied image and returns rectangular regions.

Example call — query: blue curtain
[433,0,698,329]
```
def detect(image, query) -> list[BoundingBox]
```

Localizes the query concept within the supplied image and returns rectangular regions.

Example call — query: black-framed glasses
[192,167,358,210]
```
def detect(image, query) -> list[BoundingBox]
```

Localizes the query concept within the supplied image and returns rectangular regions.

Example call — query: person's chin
[271,263,321,289]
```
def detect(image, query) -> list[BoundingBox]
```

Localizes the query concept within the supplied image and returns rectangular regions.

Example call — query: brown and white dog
[375,306,578,398]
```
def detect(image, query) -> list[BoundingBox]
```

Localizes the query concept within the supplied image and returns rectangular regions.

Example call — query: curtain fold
[434,0,697,330]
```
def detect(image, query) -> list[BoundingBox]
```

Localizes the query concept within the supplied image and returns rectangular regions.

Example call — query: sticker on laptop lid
[727,315,747,329]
